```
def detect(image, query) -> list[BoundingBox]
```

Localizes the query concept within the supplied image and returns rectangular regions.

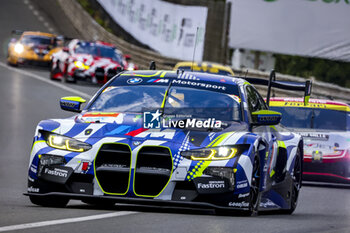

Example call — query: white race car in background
[50,39,137,84]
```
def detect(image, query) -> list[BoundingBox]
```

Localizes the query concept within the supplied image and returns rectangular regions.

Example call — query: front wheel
[281,147,302,214]
[29,196,69,208]
[246,153,261,216]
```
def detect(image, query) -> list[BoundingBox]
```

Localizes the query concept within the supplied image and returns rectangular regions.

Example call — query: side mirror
[60,96,86,113]
[252,110,281,126]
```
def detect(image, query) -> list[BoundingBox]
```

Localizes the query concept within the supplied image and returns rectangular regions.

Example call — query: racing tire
[7,58,18,67]
[215,152,261,217]
[280,147,302,215]
[246,152,261,216]
[29,196,69,208]
[62,74,77,84]
[50,60,58,80]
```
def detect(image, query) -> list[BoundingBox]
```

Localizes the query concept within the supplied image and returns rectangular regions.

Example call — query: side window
[245,85,267,114]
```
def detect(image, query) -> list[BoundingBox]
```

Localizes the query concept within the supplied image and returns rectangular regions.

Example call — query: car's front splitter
[24,192,249,212]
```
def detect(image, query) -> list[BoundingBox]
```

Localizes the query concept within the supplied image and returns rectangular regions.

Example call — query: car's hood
[38,112,249,148]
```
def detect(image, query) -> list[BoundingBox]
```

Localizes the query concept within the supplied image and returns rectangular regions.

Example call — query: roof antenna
[191,27,199,72]
[244,69,248,78]
[149,61,156,70]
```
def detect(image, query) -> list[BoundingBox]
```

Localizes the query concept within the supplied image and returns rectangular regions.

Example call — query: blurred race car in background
[174,61,234,76]
[7,30,62,67]
[269,98,350,184]
[51,39,137,84]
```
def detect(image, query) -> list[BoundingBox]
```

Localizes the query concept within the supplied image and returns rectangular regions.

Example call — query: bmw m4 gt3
[26,70,310,215]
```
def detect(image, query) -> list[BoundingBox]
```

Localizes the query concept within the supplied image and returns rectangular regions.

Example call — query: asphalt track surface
[0,1,349,232]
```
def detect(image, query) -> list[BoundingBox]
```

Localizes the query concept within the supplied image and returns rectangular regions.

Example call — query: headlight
[127,63,135,71]
[74,61,90,69]
[41,131,92,152]
[181,146,238,160]
[14,43,24,54]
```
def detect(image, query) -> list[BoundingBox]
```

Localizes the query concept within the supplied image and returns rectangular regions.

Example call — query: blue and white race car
[26,70,311,215]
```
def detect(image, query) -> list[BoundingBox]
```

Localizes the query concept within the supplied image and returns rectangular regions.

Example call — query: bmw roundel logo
[127,78,143,84]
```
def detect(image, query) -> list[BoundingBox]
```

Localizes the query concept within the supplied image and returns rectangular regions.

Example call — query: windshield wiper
[160,79,173,116]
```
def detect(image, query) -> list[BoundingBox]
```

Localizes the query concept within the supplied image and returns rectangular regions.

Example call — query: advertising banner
[229,0,350,61]
[98,0,208,61]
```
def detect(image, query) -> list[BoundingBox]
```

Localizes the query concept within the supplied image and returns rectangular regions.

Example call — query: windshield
[74,42,123,63]
[21,35,55,46]
[88,85,242,122]
[270,106,350,131]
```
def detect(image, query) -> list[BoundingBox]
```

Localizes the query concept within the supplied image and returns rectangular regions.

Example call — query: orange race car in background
[7,30,62,67]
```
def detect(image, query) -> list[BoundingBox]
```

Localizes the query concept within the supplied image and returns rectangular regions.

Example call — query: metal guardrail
[58,0,350,103]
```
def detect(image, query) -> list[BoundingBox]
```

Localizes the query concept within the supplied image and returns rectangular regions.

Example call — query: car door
[245,85,278,187]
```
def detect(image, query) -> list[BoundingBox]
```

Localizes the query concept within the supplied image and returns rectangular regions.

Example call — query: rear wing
[244,70,312,106]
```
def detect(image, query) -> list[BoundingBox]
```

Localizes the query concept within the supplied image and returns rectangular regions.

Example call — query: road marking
[0,62,91,99]
[0,211,137,232]
[23,0,57,34]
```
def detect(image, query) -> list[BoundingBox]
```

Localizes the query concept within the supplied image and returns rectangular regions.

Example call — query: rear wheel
[29,196,69,208]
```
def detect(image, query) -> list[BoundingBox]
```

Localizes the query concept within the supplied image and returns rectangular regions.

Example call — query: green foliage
[77,0,111,31]
[275,54,350,87]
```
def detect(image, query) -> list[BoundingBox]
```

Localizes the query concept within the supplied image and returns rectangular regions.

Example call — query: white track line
[0,62,91,99]
[0,211,137,232]
[23,0,56,34]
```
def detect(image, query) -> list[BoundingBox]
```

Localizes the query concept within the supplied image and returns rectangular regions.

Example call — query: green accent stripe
[30,140,45,155]
[212,132,232,147]
[277,140,286,149]
[160,89,169,109]
[61,96,86,103]
[120,71,162,77]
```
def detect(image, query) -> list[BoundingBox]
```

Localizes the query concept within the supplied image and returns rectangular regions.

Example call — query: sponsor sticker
[193,177,230,194]
[40,166,73,184]
[27,186,40,193]
[143,109,222,129]
[228,202,249,207]
[127,78,143,84]
[197,180,225,189]
[238,193,250,198]
[44,167,69,177]
[237,180,248,189]
[171,79,226,90]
